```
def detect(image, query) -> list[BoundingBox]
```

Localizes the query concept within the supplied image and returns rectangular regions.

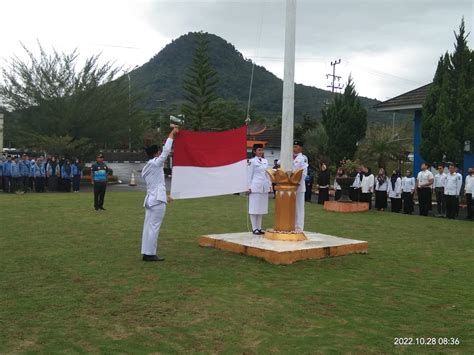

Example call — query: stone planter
[336,176,355,202]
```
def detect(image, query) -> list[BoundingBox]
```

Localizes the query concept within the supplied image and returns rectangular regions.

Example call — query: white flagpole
[280,0,297,171]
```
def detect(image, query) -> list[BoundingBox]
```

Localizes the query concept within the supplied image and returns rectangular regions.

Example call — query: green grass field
[0,192,472,353]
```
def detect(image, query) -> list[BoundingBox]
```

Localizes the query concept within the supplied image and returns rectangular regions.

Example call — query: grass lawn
[0,192,473,353]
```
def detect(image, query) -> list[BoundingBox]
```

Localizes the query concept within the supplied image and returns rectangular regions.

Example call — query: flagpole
[264,0,306,241]
[280,0,296,171]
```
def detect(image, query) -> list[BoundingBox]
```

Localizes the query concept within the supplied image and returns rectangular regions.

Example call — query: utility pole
[326,59,343,93]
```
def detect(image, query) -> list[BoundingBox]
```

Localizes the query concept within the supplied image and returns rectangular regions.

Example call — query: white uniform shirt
[434,172,447,188]
[248,157,271,193]
[292,153,308,193]
[444,172,462,196]
[351,173,361,188]
[401,176,415,193]
[142,138,173,207]
[375,177,389,191]
[417,170,434,188]
[387,177,402,198]
[465,175,474,194]
[360,174,374,193]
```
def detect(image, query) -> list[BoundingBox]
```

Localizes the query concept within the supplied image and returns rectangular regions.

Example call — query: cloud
[0,0,472,100]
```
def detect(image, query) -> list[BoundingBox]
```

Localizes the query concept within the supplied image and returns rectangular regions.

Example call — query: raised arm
[153,127,179,167]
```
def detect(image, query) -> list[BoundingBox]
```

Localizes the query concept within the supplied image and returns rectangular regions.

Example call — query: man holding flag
[141,126,179,262]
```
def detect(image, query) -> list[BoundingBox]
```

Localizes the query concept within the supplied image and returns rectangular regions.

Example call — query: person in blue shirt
[71,158,83,192]
[91,154,109,210]
[2,156,12,193]
[11,156,21,194]
[32,157,46,192]
[18,153,31,193]
[61,159,73,192]
[0,158,3,191]
[47,156,60,192]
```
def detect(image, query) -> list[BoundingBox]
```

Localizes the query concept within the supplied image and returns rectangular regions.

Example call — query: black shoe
[142,254,165,262]
[100,207,106,210]
[258,229,265,235]
[252,230,260,235]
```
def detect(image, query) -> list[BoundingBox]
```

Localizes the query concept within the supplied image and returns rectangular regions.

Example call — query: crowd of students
[0,154,83,194]
[313,162,473,220]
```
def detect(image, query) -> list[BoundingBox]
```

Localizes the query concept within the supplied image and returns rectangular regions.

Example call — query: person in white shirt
[465,167,474,220]
[375,168,389,211]
[350,166,363,201]
[416,162,434,216]
[360,166,374,209]
[387,170,402,213]
[248,144,271,235]
[292,140,308,231]
[433,164,447,217]
[334,167,343,201]
[140,127,179,262]
[401,169,416,214]
[444,163,462,219]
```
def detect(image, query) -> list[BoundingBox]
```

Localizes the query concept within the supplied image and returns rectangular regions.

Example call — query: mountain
[130,32,394,123]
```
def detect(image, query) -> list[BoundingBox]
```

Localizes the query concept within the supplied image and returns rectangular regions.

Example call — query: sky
[0,0,472,101]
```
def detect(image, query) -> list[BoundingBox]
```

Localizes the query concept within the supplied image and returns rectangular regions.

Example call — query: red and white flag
[170,126,248,199]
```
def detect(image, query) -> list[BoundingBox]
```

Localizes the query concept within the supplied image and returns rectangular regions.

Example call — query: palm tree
[356,124,412,170]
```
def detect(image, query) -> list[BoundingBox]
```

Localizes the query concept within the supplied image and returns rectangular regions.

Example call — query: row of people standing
[0,154,83,193]
[344,162,471,219]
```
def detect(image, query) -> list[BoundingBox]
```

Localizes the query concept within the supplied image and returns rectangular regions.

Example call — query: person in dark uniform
[72,159,83,192]
[61,159,73,192]
[91,154,109,211]
[272,159,279,199]
[304,168,314,202]
[317,162,330,204]
[47,156,60,192]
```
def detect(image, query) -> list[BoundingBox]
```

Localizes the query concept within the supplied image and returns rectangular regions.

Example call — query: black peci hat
[145,145,159,157]
[293,140,303,147]
[252,143,264,150]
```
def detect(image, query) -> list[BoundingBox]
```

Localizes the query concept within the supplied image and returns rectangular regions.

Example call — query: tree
[294,114,318,141]
[181,32,219,131]
[356,124,412,170]
[0,42,141,155]
[303,123,330,169]
[321,76,367,164]
[421,19,474,166]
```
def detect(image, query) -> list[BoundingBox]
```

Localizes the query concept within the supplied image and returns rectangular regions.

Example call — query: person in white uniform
[248,144,271,235]
[292,140,308,231]
[465,167,474,220]
[444,163,462,219]
[141,127,179,262]
[387,170,402,213]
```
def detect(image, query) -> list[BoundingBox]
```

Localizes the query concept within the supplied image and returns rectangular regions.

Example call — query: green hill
[131,32,393,123]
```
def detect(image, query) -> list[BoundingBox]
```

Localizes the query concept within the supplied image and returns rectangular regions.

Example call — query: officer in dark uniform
[91,154,109,211]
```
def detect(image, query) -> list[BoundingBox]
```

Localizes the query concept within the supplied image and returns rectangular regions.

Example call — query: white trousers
[141,202,166,255]
[295,192,305,231]
[249,214,263,231]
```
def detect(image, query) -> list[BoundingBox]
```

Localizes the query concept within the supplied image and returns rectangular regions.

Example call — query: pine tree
[321,76,367,164]
[181,32,219,131]
[421,19,474,166]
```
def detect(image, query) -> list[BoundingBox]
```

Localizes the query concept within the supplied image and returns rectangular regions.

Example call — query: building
[375,84,474,175]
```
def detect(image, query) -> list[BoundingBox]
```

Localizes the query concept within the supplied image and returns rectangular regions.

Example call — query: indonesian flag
[170,126,248,199]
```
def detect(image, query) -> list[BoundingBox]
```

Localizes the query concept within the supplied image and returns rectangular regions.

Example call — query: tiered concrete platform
[324,201,369,213]
[199,232,368,265]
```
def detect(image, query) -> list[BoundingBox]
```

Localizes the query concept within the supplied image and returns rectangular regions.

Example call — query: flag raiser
[170,126,248,199]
